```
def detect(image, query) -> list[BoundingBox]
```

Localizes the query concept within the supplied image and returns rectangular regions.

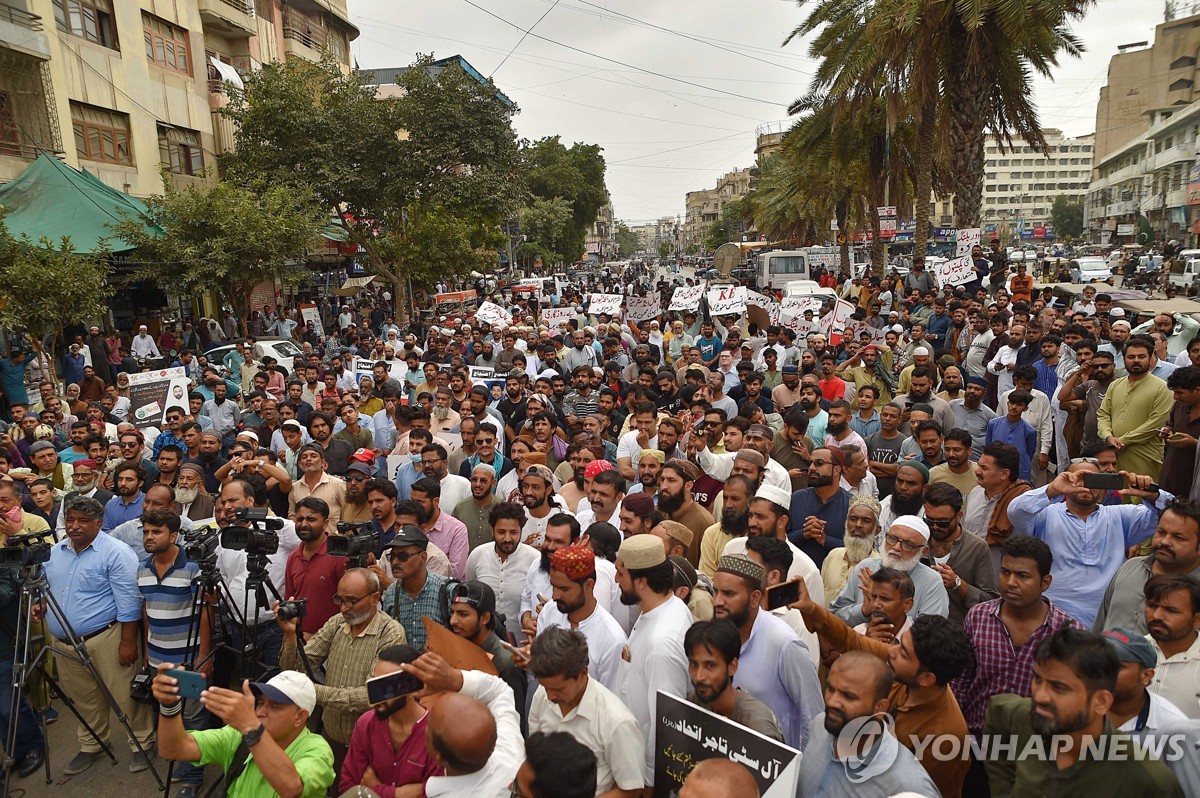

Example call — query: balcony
[282,25,323,61]
[198,0,255,38]
[0,2,48,60]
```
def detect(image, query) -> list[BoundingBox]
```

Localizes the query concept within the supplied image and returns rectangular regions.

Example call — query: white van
[1169,258,1200,289]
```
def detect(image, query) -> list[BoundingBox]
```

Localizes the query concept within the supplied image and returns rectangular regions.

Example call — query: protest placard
[933,256,977,287]
[653,692,800,798]
[955,228,981,257]
[475,301,513,328]
[128,367,189,430]
[669,285,705,311]
[588,293,625,316]
[626,294,662,323]
[706,285,748,316]
[540,306,576,328]
[298,304,324,339]
[780,296,824,322]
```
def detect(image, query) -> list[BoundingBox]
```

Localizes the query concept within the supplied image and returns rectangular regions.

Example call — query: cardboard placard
[670,286,705,311]
[128,367,189,429]
[706,285,748,316]
[298,303,324,339]
[933,256,977,287]
[626,294,662,323]
[588,293,625,316]
[653,692,800,798]
[475,301,513,328]
[955,228,981,257]
[540,306,576,328]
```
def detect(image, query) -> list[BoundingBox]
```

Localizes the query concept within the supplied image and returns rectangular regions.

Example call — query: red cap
[350,448,375,463]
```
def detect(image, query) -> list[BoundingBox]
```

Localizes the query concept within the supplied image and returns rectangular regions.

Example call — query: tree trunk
[837,196,851,273]
[947,24,989,229]
[913,102,937,260]
[870,204,884,274]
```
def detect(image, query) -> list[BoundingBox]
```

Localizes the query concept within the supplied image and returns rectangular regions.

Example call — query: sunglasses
[389,550,420,563]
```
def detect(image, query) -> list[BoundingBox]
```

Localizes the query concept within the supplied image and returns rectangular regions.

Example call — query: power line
[490,0,562,77]
[457,0,782,105]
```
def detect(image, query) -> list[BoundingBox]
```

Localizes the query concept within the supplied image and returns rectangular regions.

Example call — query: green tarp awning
[0,153,155,253]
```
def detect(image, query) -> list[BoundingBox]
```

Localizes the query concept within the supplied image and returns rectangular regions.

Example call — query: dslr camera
[220,507,284,555]
[0,530,53,569]
[275,598,307,622]
[329,522,381,567]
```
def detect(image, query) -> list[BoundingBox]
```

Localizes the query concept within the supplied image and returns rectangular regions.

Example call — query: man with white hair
[130,324,160,359]
[828,515,949,625]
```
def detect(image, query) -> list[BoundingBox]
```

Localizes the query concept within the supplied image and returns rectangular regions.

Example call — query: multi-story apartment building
[981,129,1093,241]
[682,168,751,253]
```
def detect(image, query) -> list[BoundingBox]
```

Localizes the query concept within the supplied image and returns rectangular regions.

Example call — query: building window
[325,31,347,64]
[158,125,203,175]
[54,0,118,49]
[71,102,132,165]
[144,13,190,75]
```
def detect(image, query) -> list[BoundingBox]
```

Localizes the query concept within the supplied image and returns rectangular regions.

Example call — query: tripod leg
[40,591,165,789]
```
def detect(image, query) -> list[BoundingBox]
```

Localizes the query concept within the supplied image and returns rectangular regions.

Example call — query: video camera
[328,522,380,567]
[183,523,220,564]
[0,530,53,569]
[219,507,284,555]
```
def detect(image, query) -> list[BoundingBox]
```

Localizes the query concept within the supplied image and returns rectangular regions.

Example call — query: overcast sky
[349,0,1159,224]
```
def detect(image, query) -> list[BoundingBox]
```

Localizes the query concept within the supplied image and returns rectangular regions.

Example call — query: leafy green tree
[111,180,326,335]
[615,222,640,258]
[0,216,112,362]
[220,55,524,316]
[704,200,745,251]
[658,240,673,260]
[522,137,608,262]
[517,197,574,266]
[1049,195,1084,239]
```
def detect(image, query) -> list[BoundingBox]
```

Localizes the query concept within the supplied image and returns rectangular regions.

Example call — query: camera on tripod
[220,507,284,554]
[328,522,380,567]
[0,530,53,568]
[183,523,220,564]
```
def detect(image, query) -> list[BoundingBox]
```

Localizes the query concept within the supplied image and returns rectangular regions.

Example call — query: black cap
[389,524,429,549]
[451,580,497,617]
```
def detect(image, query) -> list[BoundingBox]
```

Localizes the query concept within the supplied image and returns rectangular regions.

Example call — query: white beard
[175,487,199,505]
[844,534,874,564]
[881,552,920,573]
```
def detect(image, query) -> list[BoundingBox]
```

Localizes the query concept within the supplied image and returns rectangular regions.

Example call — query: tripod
[1,563,165,798]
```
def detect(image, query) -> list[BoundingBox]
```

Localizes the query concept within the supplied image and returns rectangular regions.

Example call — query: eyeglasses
[884,534,923,553]
[390,550,420,563]
[333,594,366,607]
[421,458,444,466]
[1069,457,1099,465]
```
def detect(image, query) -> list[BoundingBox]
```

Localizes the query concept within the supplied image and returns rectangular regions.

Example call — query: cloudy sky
[349,0,1158,224]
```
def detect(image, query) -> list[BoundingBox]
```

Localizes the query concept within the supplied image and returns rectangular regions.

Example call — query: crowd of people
[6,243,1200,797]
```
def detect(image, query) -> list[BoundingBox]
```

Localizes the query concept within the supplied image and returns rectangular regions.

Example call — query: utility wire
[490,0,561,77]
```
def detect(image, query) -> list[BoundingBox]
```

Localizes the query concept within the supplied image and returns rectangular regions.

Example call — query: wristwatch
[953,576,962,590]
[242,723,266,747]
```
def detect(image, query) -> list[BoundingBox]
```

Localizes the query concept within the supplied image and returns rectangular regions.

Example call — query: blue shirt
[925,312,952,353]
[849,410,881,439]
[1008,486,1169,628]
[44,531,142,639]
[787,487,852,568]
[0,353,35,406]
[985,416,1037,481]
[138,548,200,665]
[394,459,420,501]
[695,335,722,364]
[733,608,822,750]
[103,492,145,533]
[1034,359,1059,399]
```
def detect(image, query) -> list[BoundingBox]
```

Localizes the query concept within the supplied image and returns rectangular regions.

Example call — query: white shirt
[620,596,694,782]
[439,473,471,518]
[216,517,301,624]
[1149,633,1200,719]
[465,542,540,638]
[839,471,879,499]
[424,671,523,798]
[520,557,618,619]
[576,500,622,537]
[695,447,791,493]
[616,430,645,473]
[131,333,160,359]
[521,498,570,548]
[529,676,646,795]
[988,344,1021,396]
[964,329,994,378]
[1118,691,1189,734]
[536,601,628,695]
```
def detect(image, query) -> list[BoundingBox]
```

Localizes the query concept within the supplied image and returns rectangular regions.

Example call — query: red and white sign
[706,285,748,316]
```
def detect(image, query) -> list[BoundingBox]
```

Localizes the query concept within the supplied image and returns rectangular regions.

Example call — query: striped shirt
[138,548,200,666]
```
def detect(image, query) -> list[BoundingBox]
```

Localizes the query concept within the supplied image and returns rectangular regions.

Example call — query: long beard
[658,489,685,515]
[891,493,924,516]
[881,552,920,573]
[175,487,199,505]
[844,534,874,563]
[539,548,553,573]
[721,507,749,536]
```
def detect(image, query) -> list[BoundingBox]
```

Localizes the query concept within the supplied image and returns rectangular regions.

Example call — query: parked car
[206,336,303,377]
[1069,257,1112,284]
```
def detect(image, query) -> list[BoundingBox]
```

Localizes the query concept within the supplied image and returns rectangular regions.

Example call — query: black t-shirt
[988,250,1008,279]
[866,431,905,499]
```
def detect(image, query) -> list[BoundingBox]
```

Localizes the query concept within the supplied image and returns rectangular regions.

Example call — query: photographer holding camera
[152,666,335,798]
[284,497,346,637]
[214,476,300,684]
[276,567,404,769]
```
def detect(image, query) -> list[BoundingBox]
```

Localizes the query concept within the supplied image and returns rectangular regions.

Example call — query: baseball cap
[389,524,429,549]
[250,670,317,714]
[350,447,375,463]
[345,461,372,476]
[1102,628,1157,669]
[450,581,497,618]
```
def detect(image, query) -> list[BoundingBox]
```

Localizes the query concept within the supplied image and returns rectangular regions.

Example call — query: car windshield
[272,340,303,357]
